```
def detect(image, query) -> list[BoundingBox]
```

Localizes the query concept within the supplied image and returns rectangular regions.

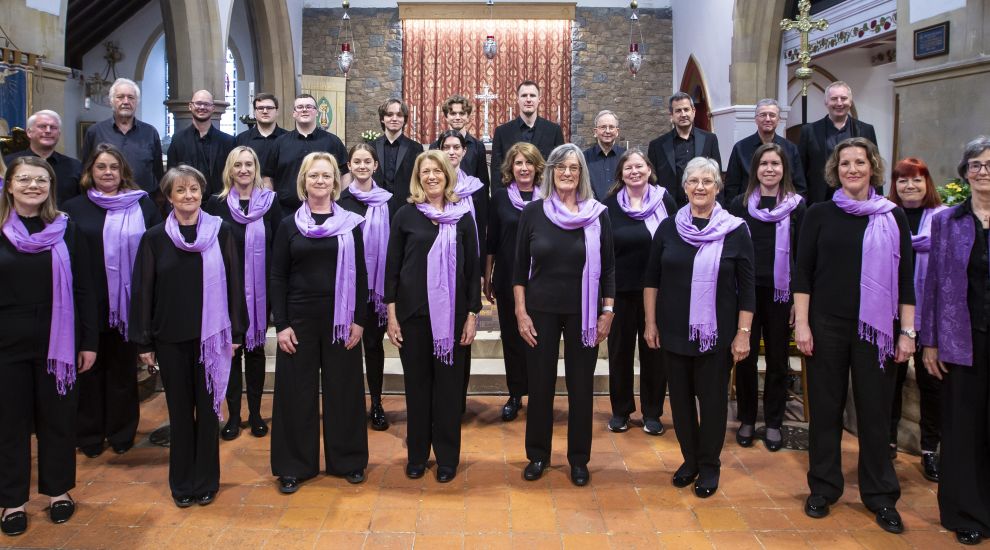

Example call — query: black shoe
[501,396,522,422]
[197,491,217,506]
[405,463,426,479]
[345,470,365,484]
[523,460,549,481]
[874,507,904,534]
[80,444,104,458]
[694,480,718,499]
[642,418,665,436]
[607,415,629,433]
[921,453,939,483]
[369,403,389,431]
[672,465,698,488]
[1,510,26,536]
[110,441,133,454]
[570,465,590,487]
[736,425,754,448]
[48,496,75,524]
[249,416,269,437]
[764,433,783,452]
[172,495,195,508]
[221,418,241,441]
[436,466,457,483]
[278,477,301,494]
[956,530,983,545]
[804,495,831,519]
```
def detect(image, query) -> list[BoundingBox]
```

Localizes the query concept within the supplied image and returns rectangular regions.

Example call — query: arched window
[162,46,238,139]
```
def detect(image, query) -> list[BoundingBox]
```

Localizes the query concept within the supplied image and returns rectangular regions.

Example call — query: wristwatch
[899,328,917,339]
[601,305,615,314]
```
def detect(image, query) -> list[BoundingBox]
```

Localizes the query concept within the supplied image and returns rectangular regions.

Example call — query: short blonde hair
[408,150,459,205]
[296,152,342,201]
[219,146,265,199]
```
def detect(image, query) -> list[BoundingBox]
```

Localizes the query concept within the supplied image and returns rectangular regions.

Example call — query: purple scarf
[164,211,232,417]
[3,214,75,394]
[507,182,534,211]
[543,194,607,347]
[348,181,392,325]
[746,191,803,302]
[674,203,746,352]
[617,185,669,237]
[911,205,947,330]
[226,187,275,350]
[294,201,364,343]
[455,169,484,253]
[416,200,472,364]
[88,188,148,337]
[832,188,900,363]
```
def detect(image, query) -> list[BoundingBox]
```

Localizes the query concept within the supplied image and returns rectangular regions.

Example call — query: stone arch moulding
[679,54,713,132]
[246,0,297,129]
[729,0,787,105]
[133,25,166,83]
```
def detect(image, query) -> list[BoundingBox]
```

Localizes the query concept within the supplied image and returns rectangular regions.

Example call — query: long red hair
[887,157,941,208]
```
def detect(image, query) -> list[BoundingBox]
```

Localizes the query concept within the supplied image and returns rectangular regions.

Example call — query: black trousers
[495,286,528,398]
[890,348,941,451]
[665,348,731,483]
[461,347,472,413]
[77,330,140,448]
[806,313,900,511]
[608,290,666,419]
[362,302,386,400]
[225,345,266,422]
[735,286,792,428]
[524,310,597,467]
[156,340,221,497]
[938,330,990,535]
[398,315,466,467]
[271,317,369,478]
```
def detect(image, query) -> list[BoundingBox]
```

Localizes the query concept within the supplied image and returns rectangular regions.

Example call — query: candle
[509,106,513,120]
[412,105,417,137]
[557,105,561,124]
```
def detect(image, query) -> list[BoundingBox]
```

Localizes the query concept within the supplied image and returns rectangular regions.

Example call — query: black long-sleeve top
[384,203,481,323]
[512,199,616,314]
[269,212,368,332]
[486,188,534,294]
[460,183,489,259]
[0,216,98,359]
[643,217,755,356]
[604,189,678,293]
[728,194,807,290]
[129,219,248,352]
[62,192,162,333]
[792,201,915,319]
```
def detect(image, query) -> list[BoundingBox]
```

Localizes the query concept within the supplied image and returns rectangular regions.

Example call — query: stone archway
[679,55,713,132]
[161,0,227,128]
[729,0,788,105]
[247,0,298,130]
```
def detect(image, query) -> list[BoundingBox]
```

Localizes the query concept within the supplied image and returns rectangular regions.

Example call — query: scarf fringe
[245,328,266,352]
[109,311,130,340]
[200,327,233,419]
[371,293,388,327]
[858,320,894,367]
[773,287,791,303]
[689,323,718,353]
[333,320,351,344]
[433,338,454,366]
[48,359,76,396]
[581,328,598,348]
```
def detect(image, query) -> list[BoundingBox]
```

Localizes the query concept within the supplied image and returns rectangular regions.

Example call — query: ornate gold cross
[781,0,829,97]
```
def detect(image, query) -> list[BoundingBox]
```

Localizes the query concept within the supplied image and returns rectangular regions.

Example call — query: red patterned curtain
[402,19,572,146]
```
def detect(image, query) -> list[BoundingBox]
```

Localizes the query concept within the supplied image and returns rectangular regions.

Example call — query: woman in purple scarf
[884,157,945,482]
[384,150,480,483]
[603,149,676,436]
[270,153,369,494]
[643,157,754,498]
[484,142,545,422]
[63,144,161,459]
[130,166,247,508]
[792,137,915,534]
[513,143,616,487]
[204,146,282,441]
[0,157,98,536]
[727,143,805,452]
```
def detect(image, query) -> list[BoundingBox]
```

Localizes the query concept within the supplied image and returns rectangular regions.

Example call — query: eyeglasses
[294,105,317,112]
[967,161,990,174]
[11,175,52,187]
[191,101,213,109]
[685,178,717,188]
[595,125,618,132]
[553,164,581,174]
[255,106,277,112]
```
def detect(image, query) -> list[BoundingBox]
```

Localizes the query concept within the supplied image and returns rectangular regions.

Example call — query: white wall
[303,0,671,6]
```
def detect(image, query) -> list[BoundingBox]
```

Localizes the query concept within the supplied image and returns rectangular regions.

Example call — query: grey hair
[668,91,694,112]
[593,109,619,127]
[160,165,206,198]
[824,80,851,100]
[959,135,990,180]
[26,110,62,128]
[755,98,780,111]
[540,143,594,202]
[108,77,141,103]
[681,157,723,191]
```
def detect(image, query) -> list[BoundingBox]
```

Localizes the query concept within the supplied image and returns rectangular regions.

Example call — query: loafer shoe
[197,491,217,506]
[369,404,389,431]
[249,416,269,437]
[570,465,590,487]
[804,494,831,518]
[956,530,983,545]
[345,470,365,484]
[607,415,629,433]
[1,510,26,536]
[501,396,522,422]
[173,495,195,508]
[48,496,75,524]
[278,477,301,494]
[874,507,904,534]
[80,444,104,458]
[642,418,665,435]
[694,481,718,499]
[405,463,426,479]
[523,460,549,481]
[436,466,457,483]
[672,464,698,488]
[221,418,241,441]
[921,453,939,483]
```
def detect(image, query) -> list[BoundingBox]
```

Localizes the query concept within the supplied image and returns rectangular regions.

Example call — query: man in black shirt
[582,110,625,199]
[647,92,721,206]
[372,99,423,215]
[4,110,82,207]
[429,94,490,187]
[235,93,287,189]
[723,99,806,201]
[265,94,348,212]
[489,80,564,189]
[166,90,236,198]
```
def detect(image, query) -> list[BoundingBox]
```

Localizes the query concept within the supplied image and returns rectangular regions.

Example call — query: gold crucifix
[780,0,828,98]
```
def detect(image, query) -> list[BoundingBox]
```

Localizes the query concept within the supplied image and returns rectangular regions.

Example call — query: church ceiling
[65,0,152,69]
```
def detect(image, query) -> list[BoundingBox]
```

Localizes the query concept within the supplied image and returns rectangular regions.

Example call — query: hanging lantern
[626,43,642,76]
[483,35,498,60]
[627,2,645,78]
[336,1,355,77]
[338,43,354,76]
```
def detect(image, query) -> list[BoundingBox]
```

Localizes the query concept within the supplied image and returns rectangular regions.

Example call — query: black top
[792,201,915,319]
[82,118,165,194]
[460,181,489,259]
[62,192,162,332]
[372,134,423,217]
[0,216,98,358]
[486,188,534,293]
[382,137,401,189]
[673,132,695,180]
[903,206,924,235]
[129,219,248,352]
[265,127,349,212]
[4,149,82,207]
[647,128,722,207]
[643,217,755,356]
[512,199,616,314]
[825,119,852,151]
[583,144,625,200]
[235,125,288,174]
[166,124,236,198]
[797,115,877,204]
[952,200,990,332]
[384,203,481,323]
[604,189,678,293]
[269,213,368,332]
[490,116,565,189]
[728,194,807,290]
[722,133,807,201]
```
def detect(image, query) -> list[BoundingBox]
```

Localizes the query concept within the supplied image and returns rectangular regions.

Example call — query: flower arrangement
[361,130,382,144]
[937,178,970,206]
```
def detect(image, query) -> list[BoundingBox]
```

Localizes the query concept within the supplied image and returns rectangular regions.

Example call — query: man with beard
[166,90,236,198]
[647,92,721,206]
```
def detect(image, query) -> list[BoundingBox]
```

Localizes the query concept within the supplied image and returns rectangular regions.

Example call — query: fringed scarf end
[333,323,350,344]
[858,320,894,367]
[47,359,76,396]
[773,287,791,303]
[689,324,718,353]
[581,328,598,348]
[433,338,454,365]
[200,327,233,420]
[245,329,266,352]
[371,293,388,327]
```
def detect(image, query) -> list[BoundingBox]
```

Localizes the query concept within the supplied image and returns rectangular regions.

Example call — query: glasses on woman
[11,175,52,187]
[967,161,990,174]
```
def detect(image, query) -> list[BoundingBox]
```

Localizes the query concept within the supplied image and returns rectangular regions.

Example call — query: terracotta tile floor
[6,395,965,549]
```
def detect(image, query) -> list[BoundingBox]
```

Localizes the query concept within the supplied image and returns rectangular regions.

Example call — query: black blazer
[723,132,806,202]
[798,115,877,204]
[647,127,721,207]
[166,124,236,198]
[489,116,564,189]
[373,134,423,216]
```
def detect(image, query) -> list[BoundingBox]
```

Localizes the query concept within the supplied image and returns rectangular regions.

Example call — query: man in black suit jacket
[372,99,423,215]
[723,99,806,201]
[429,94,490,188]
[647,92,721,206]
[166,89,235,199]
[798,81,877,204]
[489,80,564,189]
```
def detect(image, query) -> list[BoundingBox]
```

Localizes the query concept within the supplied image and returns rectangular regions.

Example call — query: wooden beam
[398,2,575,20]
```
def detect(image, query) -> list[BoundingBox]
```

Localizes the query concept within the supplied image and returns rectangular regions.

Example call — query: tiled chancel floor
[7,395,963,549]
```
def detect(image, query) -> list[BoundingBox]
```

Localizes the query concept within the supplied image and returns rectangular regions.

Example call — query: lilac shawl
[348,181,392,325]
[88,188,148,336]
[226,187,276,350]
[617,185,669,237]
[746,191,803,302]
[3,213,76,394]
[911,205,947,330]
[674,203,746,352]
[164,211,232,417]
[507,182,534,211]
